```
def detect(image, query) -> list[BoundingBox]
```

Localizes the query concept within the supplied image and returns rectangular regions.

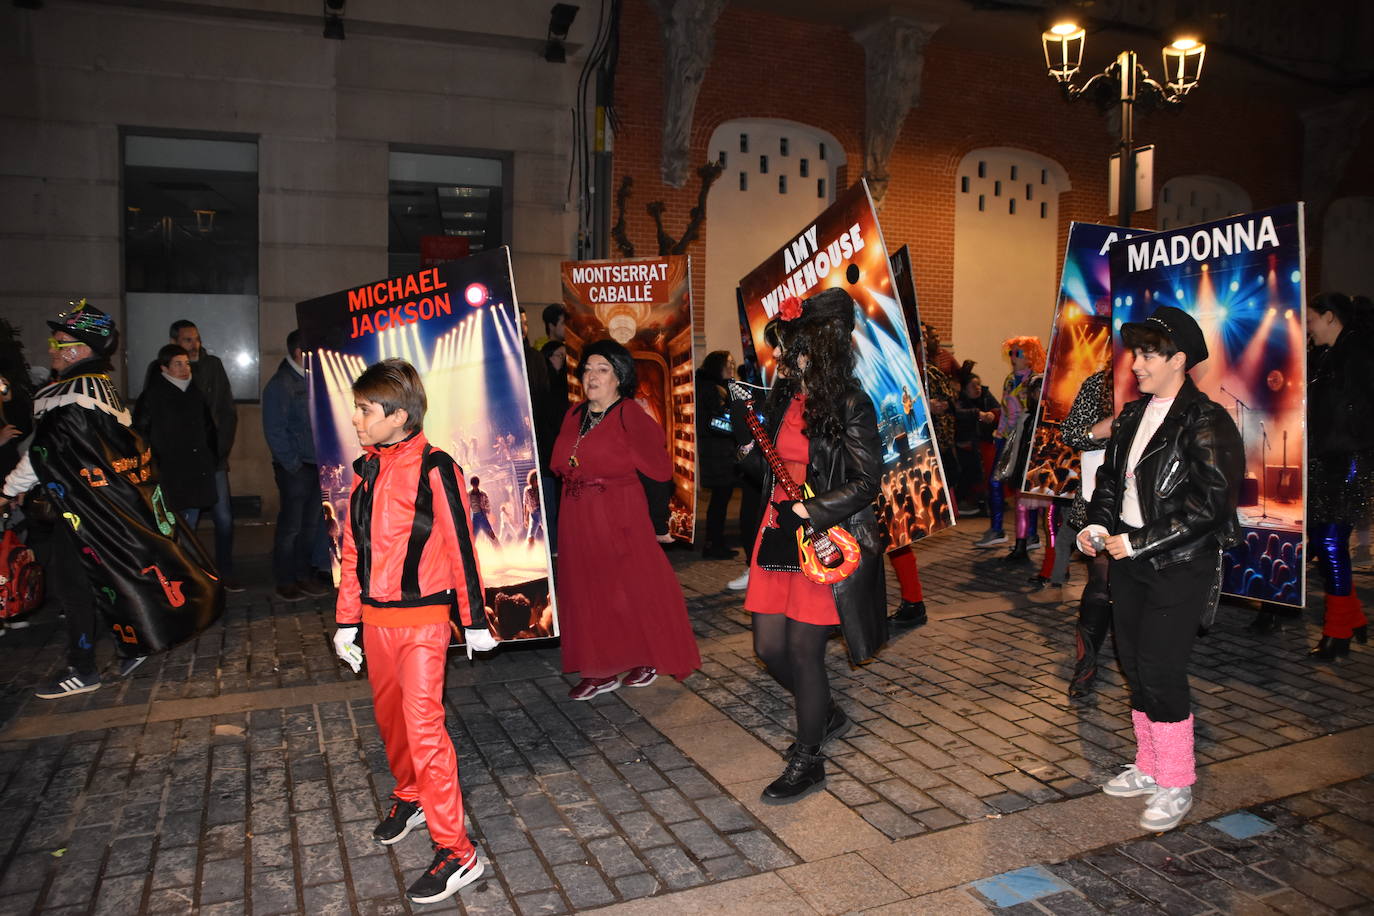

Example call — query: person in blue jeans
[262,330,331,602]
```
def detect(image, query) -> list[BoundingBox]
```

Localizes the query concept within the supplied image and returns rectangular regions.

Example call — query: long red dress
[743,396,841,626]
[551,399,701,680]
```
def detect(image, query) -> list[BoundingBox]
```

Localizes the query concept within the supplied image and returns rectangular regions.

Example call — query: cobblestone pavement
[0,529,1369,914]
[966,777,1374,914]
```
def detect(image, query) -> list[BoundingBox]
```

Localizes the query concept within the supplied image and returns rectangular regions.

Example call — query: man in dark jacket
[262,330,329,602]
[168,320,242,591]
[1077,305,1242,834]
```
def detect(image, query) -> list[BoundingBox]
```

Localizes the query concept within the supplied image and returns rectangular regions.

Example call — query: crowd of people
[0,284,1369,904]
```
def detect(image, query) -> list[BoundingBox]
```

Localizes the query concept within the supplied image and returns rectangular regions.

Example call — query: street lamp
[1042,20,1206,226]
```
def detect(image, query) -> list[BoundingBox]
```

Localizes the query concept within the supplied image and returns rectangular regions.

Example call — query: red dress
[744,396,841,625]
[551,400,701,680]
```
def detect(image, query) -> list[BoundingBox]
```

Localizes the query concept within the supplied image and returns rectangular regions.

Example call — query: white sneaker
[727,570,750,591]
[1102,764,1157,797]
[1140,785,1193,832]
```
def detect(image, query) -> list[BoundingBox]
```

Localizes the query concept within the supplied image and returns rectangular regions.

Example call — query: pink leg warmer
[1150,715,1196,787]
[1131,709,1155,777]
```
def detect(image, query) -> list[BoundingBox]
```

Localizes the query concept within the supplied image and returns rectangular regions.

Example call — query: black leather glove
[772,500,805,535]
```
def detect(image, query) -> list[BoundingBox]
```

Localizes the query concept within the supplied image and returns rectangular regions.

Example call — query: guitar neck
[739,402,806,503]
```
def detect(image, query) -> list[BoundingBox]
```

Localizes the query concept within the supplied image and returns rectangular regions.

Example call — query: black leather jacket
[1309,328,1374,457]
[737,383,887,663]
[1085,377,1243,569]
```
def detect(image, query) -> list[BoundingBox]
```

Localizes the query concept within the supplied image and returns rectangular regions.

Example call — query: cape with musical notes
[23,372,223,652]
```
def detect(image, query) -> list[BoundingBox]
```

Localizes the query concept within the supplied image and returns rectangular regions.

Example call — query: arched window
[1322,196,1374,297]
[1157,176,1251,230]
[703,119,846,361]
[952,147,1070,387]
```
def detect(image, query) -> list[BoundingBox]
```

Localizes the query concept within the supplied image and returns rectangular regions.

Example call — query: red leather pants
[367,622,471,854]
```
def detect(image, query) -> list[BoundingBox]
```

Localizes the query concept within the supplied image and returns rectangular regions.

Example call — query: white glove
[333,625,363,673]
[464,626,498,660]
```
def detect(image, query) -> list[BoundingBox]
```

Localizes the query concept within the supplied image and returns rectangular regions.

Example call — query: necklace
[567,399,617,468]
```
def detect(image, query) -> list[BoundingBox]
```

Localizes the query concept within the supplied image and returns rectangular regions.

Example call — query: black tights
[752,613,832,746]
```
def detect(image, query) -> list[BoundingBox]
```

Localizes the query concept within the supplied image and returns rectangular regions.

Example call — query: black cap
[47,299,118,356]
[1121,305,1208,370]
[798,287,856,332]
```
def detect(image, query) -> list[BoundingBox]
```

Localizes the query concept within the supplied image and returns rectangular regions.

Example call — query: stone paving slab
[0,530,1369,914]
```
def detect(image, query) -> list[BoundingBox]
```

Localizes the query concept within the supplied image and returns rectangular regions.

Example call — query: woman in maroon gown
[551,339,701,699]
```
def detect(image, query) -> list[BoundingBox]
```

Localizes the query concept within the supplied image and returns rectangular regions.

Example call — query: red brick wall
[613,0,1330,342]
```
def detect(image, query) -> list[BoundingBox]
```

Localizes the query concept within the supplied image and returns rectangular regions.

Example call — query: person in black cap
[1,300,223,697]
[734,286,886,803]
[1076,303,1242,832]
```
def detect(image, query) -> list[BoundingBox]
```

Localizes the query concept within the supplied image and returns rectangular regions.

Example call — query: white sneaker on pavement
[727,570,750,591]
[1140,785,1193,832]
[1102,764,1157,797]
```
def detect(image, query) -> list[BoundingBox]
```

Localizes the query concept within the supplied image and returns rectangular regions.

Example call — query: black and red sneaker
[373,796,425,845]
[407,845,483,904]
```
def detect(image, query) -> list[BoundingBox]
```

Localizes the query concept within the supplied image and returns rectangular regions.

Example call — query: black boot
[784,704,851,757]
[1002,539,1029,563]
[1309,636,1351,661]
[1354,624,1369,645]
[762,745,825,802]
[1246,611,1279,634]
[892,600,927,625]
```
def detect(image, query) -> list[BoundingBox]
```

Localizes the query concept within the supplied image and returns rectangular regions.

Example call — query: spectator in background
[953,364,999,514]
[166,320,242,592]
[536,304,568,353]
[134,344,217,526]
[696,350,739,560]
[925,323,959,378]
[262,330,330,603]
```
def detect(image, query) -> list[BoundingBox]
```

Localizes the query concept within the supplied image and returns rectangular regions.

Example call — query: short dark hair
[351,358,426,432]
[1121,324,1180,360]
[156,344,189,367]
[578,338,637,398]
[286,329,303,354]
[169,319,197,338]
[542,304,567,330]
[470,475,480,487]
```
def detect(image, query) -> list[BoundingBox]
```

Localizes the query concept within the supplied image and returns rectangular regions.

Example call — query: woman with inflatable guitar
[730,287,887,803]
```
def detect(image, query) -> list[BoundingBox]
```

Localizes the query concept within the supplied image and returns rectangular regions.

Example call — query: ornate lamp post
[1042,20,1206,226]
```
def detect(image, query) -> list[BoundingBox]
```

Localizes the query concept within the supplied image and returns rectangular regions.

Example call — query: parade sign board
[560,256,697,542]
[738,180,954,549]
[1108,205,1306,607]
[1023,223,1124,497]
[296,247,558,642]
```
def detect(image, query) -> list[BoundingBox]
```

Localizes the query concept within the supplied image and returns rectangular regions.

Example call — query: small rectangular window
[961,176,969,193]
[1010,165,1019,180]
[1026,184,1033,199]
[759,155,769,174]
[778,175,787,194]
[1162,187,1172,204]
[800,158,809,178]
[1040,202,1048,218]
[978,194,985,212]
[819,143,827,161]
[739,133,749,153]
[817,178,826,198]
[978,161,986,178]
[1009,199,1017,215]
[994,180,1002,196]
[718,151,727,167]
[739,171,747,191]
[1041,169,1048,184]
[780,137,789,156]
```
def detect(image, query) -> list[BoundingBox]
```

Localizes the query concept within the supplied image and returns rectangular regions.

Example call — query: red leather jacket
[337,432,487,628]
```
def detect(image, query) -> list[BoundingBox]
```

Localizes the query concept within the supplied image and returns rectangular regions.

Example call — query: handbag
[992,414,1029,482]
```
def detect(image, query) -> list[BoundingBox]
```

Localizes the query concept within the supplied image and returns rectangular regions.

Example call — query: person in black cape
[0,301,223,698]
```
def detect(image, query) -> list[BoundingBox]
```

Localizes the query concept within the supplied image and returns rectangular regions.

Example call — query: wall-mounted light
[544,3,579,63]
[323,0,345,40]
[1161,34,1206,95]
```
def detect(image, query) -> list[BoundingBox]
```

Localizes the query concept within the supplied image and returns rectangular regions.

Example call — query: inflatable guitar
[728,381,861,585]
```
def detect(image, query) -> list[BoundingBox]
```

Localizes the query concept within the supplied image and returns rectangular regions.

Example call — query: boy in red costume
[332,359,498,904]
